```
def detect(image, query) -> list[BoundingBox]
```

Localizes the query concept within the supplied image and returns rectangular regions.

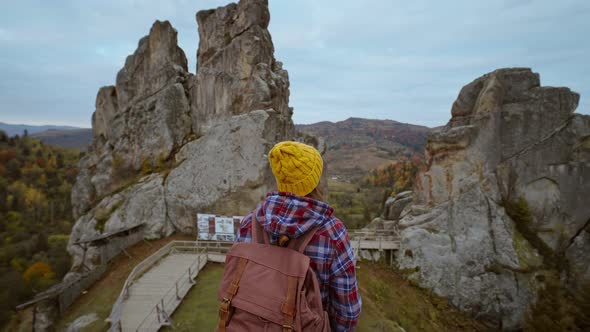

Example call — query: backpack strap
[281,228,320,330]
[281,276,297,331]
[251,209,270,245]
[287,227,320,253]
[218,257,248,331]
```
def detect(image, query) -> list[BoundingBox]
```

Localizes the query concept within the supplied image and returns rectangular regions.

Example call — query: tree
[25,187,47,221]
[0,149,17,163]
[0,177,7,213]
[36,233,49,252]
[56,153,64,168]
[8,181,27,210]
[22,261,55,290]
[48,235,71,278]
[0,268,30,325]
[6,159,21,179]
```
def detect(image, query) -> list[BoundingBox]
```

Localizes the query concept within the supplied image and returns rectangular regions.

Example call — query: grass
[165,261,490,332]
[524,272,590,331]
[94,199,124,232]
[357,262,491,332]
[52,234,193,332]
[502,197,558,269]
[327,178,388,229]
[2,308,33,332]
[502,197,590,331]
[162,263,225,331]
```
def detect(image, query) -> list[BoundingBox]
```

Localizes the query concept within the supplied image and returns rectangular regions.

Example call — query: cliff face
[69,0,295,271]
[397,68,590,329]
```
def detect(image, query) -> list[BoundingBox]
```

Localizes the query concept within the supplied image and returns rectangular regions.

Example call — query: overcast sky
[0,0,588,128]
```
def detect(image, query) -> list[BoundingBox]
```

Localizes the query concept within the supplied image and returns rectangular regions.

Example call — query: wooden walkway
[120,253,206,331]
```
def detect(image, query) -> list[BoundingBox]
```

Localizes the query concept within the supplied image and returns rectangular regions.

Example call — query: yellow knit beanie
[269,141,323,197]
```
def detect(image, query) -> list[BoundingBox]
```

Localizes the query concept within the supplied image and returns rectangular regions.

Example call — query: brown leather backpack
[217,213,331,332]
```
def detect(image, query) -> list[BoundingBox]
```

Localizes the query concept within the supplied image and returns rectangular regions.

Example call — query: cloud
[0,28,12,41]
[0,0,588,128]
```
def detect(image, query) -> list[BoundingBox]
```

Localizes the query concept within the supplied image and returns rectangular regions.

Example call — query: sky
[0,0,588,128]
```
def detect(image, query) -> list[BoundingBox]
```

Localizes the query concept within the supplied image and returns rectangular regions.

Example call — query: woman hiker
[235,141,362,331]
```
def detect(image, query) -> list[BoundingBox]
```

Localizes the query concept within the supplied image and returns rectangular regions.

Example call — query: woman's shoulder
[316,216,349,242]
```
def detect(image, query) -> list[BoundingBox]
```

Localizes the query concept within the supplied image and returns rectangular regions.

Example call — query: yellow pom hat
[268,141,323,197]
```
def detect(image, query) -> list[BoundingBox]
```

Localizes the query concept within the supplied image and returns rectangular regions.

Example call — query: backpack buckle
[220,297,231,312]
[282,324,293,331]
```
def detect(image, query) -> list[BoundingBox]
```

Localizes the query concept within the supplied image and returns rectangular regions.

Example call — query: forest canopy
[0,130,79,325]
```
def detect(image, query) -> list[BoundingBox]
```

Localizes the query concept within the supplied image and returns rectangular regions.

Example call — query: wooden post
[156,304,161,324]
[390,250,393,266]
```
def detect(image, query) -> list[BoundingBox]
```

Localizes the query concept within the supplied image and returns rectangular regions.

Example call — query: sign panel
[197,214,244,241]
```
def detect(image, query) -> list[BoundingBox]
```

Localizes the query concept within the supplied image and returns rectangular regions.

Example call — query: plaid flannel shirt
[236,192,361,331]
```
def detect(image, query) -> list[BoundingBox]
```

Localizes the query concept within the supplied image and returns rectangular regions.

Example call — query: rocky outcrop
[65,313,98,332]
[397,68,590,330]
[384,190,412,221]
[72,21,192,218]
[68,0,297,271]
[192,0,293,136]
[366,191,413,231]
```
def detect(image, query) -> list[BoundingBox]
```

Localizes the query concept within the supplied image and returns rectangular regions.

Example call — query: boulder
[384,190,413,221]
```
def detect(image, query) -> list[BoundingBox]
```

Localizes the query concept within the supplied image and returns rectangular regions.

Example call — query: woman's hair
[305,187,324,202]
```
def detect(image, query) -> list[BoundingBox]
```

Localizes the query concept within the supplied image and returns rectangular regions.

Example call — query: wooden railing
[348,228,400,240]
[107,240,232,332]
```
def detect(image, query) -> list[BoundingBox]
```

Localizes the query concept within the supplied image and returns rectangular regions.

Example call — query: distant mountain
[0,122,85,137]
[31,128,93,150]
[297,117,431,178]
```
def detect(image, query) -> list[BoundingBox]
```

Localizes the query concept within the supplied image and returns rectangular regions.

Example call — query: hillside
[31,129,92,151]
[4,235,193,332]
[0,122,84,137]
[297,118,428,229]
[297,118,430,179]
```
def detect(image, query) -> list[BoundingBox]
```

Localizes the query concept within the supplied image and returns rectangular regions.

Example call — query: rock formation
[68,0,296,272]
[365,191,412,231]
[397,68,590,330]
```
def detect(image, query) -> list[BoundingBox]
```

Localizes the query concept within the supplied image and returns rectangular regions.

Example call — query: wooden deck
[116,251,207,332]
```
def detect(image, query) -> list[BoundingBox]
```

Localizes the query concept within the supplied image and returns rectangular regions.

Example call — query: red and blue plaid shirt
[236,192,361,331]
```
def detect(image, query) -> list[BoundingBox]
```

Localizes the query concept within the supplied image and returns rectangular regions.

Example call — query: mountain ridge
[0,121,87,137]
[297,117,430,179]
[31,129,92,150]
